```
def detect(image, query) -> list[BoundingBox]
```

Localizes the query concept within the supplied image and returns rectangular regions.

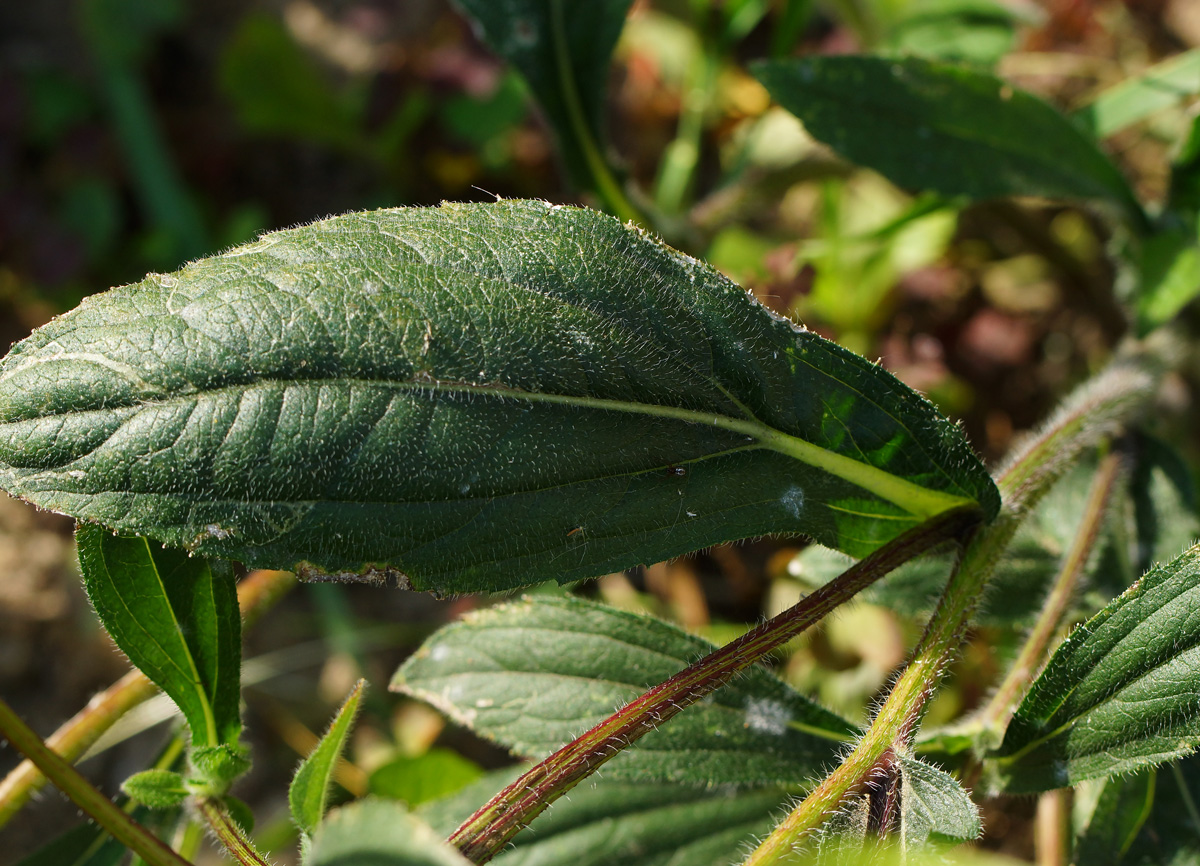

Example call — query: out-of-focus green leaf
[368,748,483,806]
[989,542,1200,792]
[290,679,366,837]
[1074,49,1200,139]
[753,56,1144,223]
[1074,769,1156,865]
[454,0,633,189]
[1169,113,1200,217]
[76,526,242,754]
[306,798,471,866]
[419,767,791,866]
[393,596,856,786]
[884,0,1028,67]
[0,201,997,593]
[219,13,359,149]
[900,755,981,846]
[1136,226,1200,334]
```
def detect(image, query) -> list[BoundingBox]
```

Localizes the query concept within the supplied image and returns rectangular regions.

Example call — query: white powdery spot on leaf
[744,697,791,735]
[781,485,805,518]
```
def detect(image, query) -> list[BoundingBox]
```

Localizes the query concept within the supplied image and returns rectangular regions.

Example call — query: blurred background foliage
[1,0,1199,863]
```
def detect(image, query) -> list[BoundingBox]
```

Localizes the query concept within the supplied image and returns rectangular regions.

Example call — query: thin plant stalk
[742,351,1160,865]
[0,569,297,826]
[0,695,194,866]
[450,505,982,863]
[977,450,1124,738]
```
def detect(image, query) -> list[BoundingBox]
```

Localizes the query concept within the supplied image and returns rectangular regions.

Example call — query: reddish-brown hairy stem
[0,568,297,826]
[450,505,982,863]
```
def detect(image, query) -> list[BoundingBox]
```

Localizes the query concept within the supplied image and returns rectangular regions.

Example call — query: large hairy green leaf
[754,56,1144,223]
[393,596,856,786]
[0,201,996,593]
[988,542,1200,792]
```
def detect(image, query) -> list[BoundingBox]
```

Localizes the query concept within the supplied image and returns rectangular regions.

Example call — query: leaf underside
[0,201,996,594]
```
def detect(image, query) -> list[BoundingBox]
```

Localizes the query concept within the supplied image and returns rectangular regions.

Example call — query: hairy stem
[0,568,297,826]
[450,505,982,863]
[743,350,1161,865]
[196,797,274,866]
[0,696,194,866]
[977,450,1124,738]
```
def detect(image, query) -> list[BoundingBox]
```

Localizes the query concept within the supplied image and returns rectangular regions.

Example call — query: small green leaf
[76,525,242,751]
[393,596,857,787]
[899,756,981,846]
[306,798,471,866]
[190,743,251,790]
[453,0,632,191]
[121,769,188,809]
[419,767,790,866]
[290,679,366,837]
[368,748,483,806]
[989,542,1200,792]
[1074,769,1156,865]
[0,201,997,592]
[753,56,1144,223]
[1074,49,1200,139]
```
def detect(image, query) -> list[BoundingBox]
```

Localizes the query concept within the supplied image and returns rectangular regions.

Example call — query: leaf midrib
[25,374,973,519]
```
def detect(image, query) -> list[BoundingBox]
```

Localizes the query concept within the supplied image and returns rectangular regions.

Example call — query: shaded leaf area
[988,542,1200,792]
[290,679,365,837]
[0,201,997,593]
[421,767,790,866]
[454,0,632,188]
[899,756,981,846]
[306,798,470,866]
[1118,757,1200,865]
[753,56,1143,222]
[1073,769,1156,865]
[393,596,856,786]
[76,525,242,751]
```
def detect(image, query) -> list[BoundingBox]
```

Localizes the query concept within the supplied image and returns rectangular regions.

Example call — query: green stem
[449,505,981,864]
[654,27,717,215]
[0,696,194,866]
[196,797,274,866]
[742,349,1162,865]
[977,450,1123,739]
[548,0,643,224]
[0,569,297,827]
